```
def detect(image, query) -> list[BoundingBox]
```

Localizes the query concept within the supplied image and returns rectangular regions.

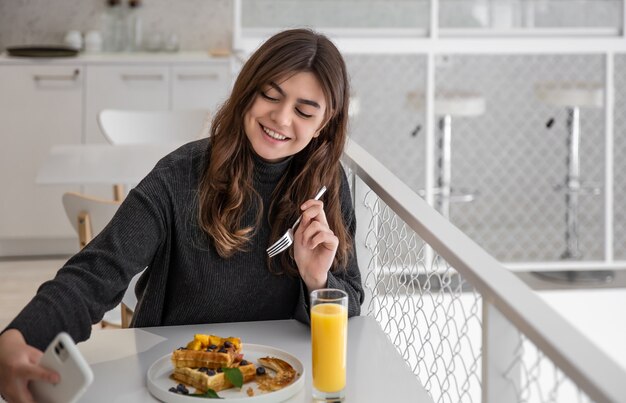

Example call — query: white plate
[147,344,305,403]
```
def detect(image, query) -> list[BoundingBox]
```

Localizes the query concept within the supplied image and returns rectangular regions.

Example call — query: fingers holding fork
[294,197,339,291]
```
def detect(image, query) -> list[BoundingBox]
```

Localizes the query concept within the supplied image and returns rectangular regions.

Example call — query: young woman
[0,28,363,401]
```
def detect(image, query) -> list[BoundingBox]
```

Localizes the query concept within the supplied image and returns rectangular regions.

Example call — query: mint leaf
[222,367,244,388]
[189,388,222,399]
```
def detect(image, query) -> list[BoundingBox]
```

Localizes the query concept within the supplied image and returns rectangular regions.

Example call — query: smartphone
[29,332,94,403]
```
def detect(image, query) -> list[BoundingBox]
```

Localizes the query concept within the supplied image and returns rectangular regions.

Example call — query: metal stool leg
[436,115,452,219]
[562,106,582,260]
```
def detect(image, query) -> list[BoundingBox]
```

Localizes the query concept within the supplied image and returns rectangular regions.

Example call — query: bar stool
[534,82,612,283]
[432,92,485,219]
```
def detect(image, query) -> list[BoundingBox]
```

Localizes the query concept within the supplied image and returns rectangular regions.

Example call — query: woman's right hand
[0,329,60,403]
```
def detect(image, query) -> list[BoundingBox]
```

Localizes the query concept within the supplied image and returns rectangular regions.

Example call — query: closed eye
[296,109,312,118]
[260,91,279,102]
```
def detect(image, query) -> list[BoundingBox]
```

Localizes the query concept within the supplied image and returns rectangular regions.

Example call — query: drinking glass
[310,288,348,401]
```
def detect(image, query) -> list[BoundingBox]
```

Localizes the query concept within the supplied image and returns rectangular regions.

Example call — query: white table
[77,317,432,402]
[36,143,185,185]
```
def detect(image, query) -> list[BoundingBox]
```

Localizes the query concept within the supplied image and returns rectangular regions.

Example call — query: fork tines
[267,237,291,258]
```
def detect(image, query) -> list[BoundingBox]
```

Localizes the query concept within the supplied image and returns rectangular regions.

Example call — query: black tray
[6,45,79,58]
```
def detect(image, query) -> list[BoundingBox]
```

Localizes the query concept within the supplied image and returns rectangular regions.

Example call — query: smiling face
[244,71,328,163]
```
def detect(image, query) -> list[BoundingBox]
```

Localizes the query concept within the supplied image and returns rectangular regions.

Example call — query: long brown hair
[197,28,351,275]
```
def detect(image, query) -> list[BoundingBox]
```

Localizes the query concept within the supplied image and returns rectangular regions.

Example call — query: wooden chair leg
[113,184,125,201]
[77,211,92,249]
[121,303,134,328]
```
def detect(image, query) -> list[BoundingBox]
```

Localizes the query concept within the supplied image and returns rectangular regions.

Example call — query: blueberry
[218,348,227,353]
[217,368,223,373]
[207,369,216,376]
[256,367,266,375]
[198,367,208,373]
[169,387,178,393]
[176,384,189,395]
[208,344,217,350]
[240,360,248,366]
[223,341,233,348]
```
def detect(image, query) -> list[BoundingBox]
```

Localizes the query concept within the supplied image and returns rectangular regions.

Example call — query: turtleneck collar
[252,153,293,184]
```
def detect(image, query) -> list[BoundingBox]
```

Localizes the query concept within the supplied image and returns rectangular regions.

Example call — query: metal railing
[343,140,626,403]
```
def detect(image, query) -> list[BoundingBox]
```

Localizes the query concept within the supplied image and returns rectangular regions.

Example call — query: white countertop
[0,51,232,65]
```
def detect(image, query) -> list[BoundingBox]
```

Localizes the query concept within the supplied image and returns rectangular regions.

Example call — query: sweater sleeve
[3,159,175,351]
[293,167,364,324]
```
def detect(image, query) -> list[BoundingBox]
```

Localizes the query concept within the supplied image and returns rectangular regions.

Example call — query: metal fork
[266,186,327,258]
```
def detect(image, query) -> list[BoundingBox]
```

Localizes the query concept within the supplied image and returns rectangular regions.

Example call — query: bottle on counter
[125,0,143,52]
[101,0,125,52]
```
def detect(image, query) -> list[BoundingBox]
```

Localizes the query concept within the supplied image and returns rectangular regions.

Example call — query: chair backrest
[97,109,210,145]
[62,192,121,248]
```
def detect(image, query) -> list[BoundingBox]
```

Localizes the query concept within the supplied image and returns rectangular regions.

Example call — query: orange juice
[311,302,348,392]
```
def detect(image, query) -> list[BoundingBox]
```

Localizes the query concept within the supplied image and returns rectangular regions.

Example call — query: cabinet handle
[120,74,164,81]
[176,73,219,81]
[33,69,80,82]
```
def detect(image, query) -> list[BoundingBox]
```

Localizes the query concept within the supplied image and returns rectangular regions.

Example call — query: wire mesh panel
[356,177,483,402]
[349,169,602,402]
[345,54,428,195]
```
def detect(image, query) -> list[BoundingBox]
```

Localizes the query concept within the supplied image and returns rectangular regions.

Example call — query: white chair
[97,109,211,145]
[62,192,141,328]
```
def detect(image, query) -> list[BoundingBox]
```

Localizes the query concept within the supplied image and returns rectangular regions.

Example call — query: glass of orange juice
[310,288,348,401]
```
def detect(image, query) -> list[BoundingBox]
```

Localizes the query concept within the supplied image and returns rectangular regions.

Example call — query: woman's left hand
[293,199,338,292]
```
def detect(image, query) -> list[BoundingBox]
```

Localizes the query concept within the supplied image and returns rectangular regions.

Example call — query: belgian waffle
[172,362,257,393]
[171,334,242,369]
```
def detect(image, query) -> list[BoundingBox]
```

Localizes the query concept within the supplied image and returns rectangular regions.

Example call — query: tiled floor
[0,258,65,330]
[0,257,108,332]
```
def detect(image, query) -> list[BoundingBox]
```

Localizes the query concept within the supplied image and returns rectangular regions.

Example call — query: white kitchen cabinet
[171,63,232,111]
[85,65,170,144]
[0,65,82,250]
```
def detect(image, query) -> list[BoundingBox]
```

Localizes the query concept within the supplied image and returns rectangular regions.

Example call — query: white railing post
[604,51,614,263]
[482,301,520,403]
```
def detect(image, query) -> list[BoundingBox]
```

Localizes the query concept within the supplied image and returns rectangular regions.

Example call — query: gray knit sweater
[7,139,363,351]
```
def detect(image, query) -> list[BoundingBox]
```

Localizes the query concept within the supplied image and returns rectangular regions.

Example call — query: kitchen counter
[0,51,233,65]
